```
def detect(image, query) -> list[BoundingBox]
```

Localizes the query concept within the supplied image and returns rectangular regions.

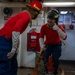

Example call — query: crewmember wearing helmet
[39,9,67,75]
[26,0,42,19]
[0,1,42,75]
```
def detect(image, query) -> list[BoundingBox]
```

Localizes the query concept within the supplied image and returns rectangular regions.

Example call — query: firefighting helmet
[47,9,59,20]
[27,1,42,11]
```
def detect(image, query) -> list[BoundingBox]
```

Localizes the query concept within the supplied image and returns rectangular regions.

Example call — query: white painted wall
[60,29,75,60]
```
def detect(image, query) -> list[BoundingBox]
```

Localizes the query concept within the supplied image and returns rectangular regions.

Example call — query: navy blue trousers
[0,36,18,75]
[43,42,62,74]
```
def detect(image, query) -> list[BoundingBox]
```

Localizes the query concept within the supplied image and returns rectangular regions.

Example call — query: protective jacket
[39,24,66,44]
[0,11,31,39]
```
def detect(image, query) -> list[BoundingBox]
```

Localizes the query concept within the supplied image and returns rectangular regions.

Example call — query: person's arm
[53,24,67,40]
[39,38,45,50]
[7,14,30,59]
[39,25,46,50]
[7,31,20,59]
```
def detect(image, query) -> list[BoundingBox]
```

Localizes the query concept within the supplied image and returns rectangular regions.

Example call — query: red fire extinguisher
[27,28,40,52]
[29,30,38,50]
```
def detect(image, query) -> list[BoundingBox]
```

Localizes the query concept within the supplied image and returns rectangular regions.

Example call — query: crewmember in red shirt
[39,9,67,75]
[0,0,42,75]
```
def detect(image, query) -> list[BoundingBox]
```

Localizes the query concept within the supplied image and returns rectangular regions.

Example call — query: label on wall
[4,15,10,20]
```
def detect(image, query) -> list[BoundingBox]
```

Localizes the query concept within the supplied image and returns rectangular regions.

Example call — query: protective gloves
[53,24,66,40]
[39,38,46,51]
[7,49,16,59]
[7,31,20,59]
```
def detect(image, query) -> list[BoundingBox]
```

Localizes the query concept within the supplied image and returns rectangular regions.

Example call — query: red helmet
[27,1,42,11]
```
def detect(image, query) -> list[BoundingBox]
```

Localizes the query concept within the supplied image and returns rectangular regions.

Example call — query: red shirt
[40,24,66,44]
[0,11,31,39]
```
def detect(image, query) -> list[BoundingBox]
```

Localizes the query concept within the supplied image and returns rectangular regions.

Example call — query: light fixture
[60,11,68,14]
[43,2,75,7]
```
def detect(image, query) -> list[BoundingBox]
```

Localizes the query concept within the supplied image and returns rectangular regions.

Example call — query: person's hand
[52,24,59,31]
[40,45,46,53]
[39,38,47,51]
[41,44,47,51]
[7,49,16,59]
[53,24,66,39]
